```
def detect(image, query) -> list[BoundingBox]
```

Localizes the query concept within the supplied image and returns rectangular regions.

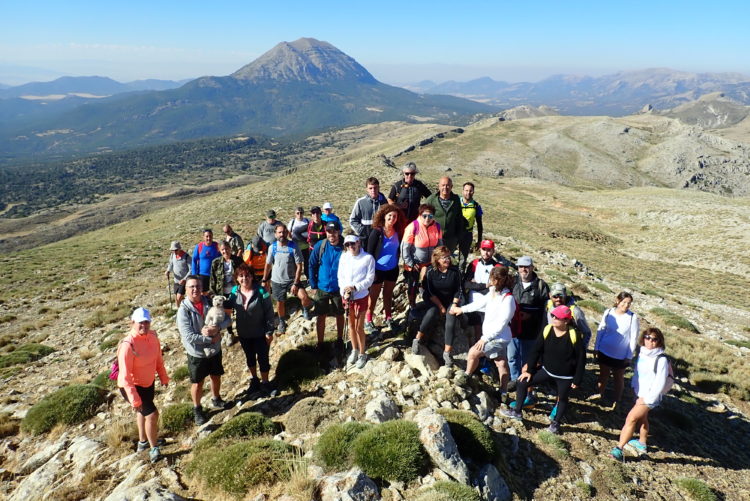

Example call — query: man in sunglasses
[546,282,591,348]
[388,162,431,223]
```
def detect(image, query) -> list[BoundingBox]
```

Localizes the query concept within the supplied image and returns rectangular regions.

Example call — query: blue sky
[1,0,749,85]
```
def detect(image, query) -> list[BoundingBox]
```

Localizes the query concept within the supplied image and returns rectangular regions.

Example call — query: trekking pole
[167,276,174,311]
[342,291,351,356]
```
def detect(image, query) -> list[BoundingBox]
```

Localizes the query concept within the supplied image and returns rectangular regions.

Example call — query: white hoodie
[632,346,669,406]
[460,286,516,343]
[337,250,375,301]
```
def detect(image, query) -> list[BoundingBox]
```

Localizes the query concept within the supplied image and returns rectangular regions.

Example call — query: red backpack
[504,292,523,338]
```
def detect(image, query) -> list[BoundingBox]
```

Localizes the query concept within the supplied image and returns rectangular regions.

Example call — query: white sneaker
[355,353,369,369]
[347,349,359,365]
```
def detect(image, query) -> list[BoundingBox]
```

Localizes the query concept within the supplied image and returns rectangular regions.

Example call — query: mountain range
[0,38,493,160]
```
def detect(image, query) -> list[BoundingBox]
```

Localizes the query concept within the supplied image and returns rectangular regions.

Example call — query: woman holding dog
[117,307,169,463]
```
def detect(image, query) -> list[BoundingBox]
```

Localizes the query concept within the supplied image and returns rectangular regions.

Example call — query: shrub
[0,413,20,438]
[98,338,118,352]
[186,438,293,496]
[433,481,481,501]
[650,307,699,333]
[590,282,612,293]
[172,365,190,381]
[727,340,750,349]
[576,300,605,314]
[353,420,428,482]
[537,430,569,459]
[21,384,105,435]
[575,480,594,497]
[275,345,324,391]
[197,412,277,450]
[284,397,340,435]
[91,371,116,390]
[0,343,55,368]
[315,421,372,471]
[161,403,194,434]
[437,408,495,463]
[675,477,717,501]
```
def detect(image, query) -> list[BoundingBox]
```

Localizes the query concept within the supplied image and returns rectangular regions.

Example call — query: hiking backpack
[108,340,135,381]
[503,292,523,338]
[542,324,579,345]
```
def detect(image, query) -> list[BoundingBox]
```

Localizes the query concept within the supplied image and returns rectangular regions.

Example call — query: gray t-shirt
[167,252,192,283]
[257,220,283,247]
[266,240,303,283]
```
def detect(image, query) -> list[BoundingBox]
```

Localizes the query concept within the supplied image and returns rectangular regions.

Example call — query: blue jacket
[192,241,220,277]
[321,213,343,232]
[309,239,344,292]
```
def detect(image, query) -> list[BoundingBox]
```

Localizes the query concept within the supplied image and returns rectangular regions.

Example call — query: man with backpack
[509,256,550,404]
[458,182,484,273]
[321,202,343,232]
[350,177,388,249]
[307,206,327,249]
[192,229,221,295]
[165,241,191,309]
[308,222,346,352]
[387,162,432,223]
[546,282,592,349]
[425,176,468,254]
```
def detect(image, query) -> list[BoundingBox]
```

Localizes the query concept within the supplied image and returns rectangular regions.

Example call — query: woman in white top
[337,234,375,369]
[610,327,669,460]
[594,291,640,405]
[451,266,516,394]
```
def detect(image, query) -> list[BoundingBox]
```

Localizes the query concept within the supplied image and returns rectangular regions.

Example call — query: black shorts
[239,336,271,373]
[597,351,629,370]
[373,266,399,285]
[173,282,186,295]
[120,384,156,416]
[314,289,344,316]
[271,280,294,301]
[199,275,210,292]
[187,353,225,383]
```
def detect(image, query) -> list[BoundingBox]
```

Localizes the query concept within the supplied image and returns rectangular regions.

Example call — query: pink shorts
[343,296,369,316]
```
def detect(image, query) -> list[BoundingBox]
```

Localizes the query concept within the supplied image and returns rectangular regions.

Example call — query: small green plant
[172,365,190,381]
[726,340,750,350]
[352,420,428,482]
[649,307,699,333]
[437,408,495,463]
[537,430,569,459]
[0,343,55,368]
[284,397,340,435]
[91,371,116,390]
[577,300,605,314]
[161,403,194,434]
[274,345,324,390]
[21,384,105,435]
[575,480,594,497]
[590,282,612,293]
[197,412,277,450]
[315,421,372,471]
[674,477,717,501]
[432,481,481,501]
[98,338,118,352]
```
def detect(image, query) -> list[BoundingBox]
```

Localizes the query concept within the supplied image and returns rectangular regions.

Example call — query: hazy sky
[2,0,749,85]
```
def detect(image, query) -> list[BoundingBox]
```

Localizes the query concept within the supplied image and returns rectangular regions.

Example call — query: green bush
[437,408,495,463]
[650,308,699,333]
[161,403,194,434]
[675,477,717,501]
[537,430,569,459]
[91,371,116,390]
[727,340,750,349]
[172,365,190,381]
[274,345,324,390]
[98,338,118,352]
[315,422,372,471]
[433,481,481,501]
[21,384,105,435]
[0,343,55,368]
[353,420,427,482]
[186,438,294,496]
[590,282,612,293]
[576,300,605,314]
[197,412,277,450]
[284,397,340,435]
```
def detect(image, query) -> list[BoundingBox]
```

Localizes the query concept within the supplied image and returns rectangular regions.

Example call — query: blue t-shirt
[376,232,399,271]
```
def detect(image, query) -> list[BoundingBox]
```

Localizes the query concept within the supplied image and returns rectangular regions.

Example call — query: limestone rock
[105,476,186,501]
[365,391,400,423]
[475,463,512,501]
[415,407,469,484]
[317,467,380,501]
[17,437,68,475]
[381,346,400,362]
[404,351,439,377]
[9,450,64,501]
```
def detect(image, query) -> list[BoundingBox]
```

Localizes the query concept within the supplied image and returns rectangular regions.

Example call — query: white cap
[323,202,333,210]
[131,307,152,323]
[344,234,360,245]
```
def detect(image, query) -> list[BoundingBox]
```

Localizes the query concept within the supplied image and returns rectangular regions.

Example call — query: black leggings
[239,336,270,373]
[414,301,460,346]
[515,367,573,425]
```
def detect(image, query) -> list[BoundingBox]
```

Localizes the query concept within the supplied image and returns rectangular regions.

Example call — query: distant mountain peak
[231,37,376,84]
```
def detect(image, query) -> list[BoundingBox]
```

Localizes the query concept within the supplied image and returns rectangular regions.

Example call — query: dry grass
[105,418,139,450]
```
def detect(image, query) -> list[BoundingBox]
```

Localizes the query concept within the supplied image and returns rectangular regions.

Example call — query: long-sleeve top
[460,286,515,343]
[337,250,375,301]
[166,251,192,283]
[321,213,343,232]
[350,192,388,238]
[177,296,231,358]
[209,255,243,296]
[401,219,443,269]
[192,241,220,277]
[512,274,550,340]
[388,179,432,222]
[422,266,462,308]
[225,232,245,256]
[228,284,275,339]
[424,192,467,248]
[288,217,310,251]
[632,346,669,406]
[594,308,639,360]
[546,299,592,347]
[527,326,586,386]
[308,239,344,292]
[117,330,169,408]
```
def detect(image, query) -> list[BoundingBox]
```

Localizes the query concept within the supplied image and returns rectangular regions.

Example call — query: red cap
[550,305,573,320]
[479,239,495,249]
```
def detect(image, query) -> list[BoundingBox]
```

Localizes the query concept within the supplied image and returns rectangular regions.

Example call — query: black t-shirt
[389,179,432,221]
[422,266,462,307]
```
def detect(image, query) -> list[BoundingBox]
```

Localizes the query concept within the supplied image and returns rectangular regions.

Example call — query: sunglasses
[404,172,416,177]
[344,242,357,248]
[551,315,567,320]
[643,335,658,341]
[552,294,563,299]
[421,213,435,219]
[296,211,304,214]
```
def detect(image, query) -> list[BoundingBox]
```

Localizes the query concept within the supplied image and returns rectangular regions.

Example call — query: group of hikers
[116,161,672,464]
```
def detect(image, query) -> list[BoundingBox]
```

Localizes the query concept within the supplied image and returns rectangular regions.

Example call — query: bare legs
[618,400,650,448]
[598,364,627,402]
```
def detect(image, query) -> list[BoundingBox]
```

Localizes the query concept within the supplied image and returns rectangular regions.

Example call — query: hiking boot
[137,438,165,452]
[442,351,454,368]
[193,406,207,426]
[364,321,376,334]
[277,318,287,335]
[547,421,561,435]
[626,439,648,456]
[149,446,163,464]
[411,338,421,355]
[499,408,523,422]
[610,446,624,461]
[509,395,537,410]
[302,308,312,321]
[549,404,558,421]
[347,349,359,366]
[247,377,261,395]
[211,397,232,410]
[261,382,279,398]
[355,353,369,369]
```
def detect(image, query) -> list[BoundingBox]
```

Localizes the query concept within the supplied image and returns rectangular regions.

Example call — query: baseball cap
[550,283,568,297]
[479,239,495,250]
[170,241,181,251]
[344,234,360,245]
[266,209,276,218]
[517,256,533,267]
[325,222,339,232]
[250,235,263,252]
[322,202,333,210]
[131,307,152,323]
[550,305,573,320]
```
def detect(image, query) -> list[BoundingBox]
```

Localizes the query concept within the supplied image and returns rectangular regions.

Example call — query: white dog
[203,295,226,357]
